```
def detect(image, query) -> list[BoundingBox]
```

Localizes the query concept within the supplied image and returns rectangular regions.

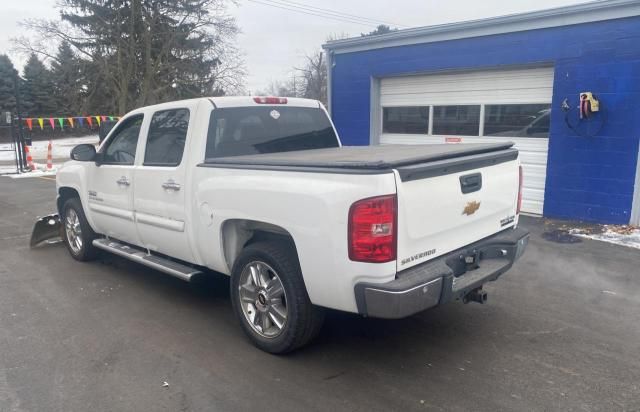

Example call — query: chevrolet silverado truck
[45,96,528,353]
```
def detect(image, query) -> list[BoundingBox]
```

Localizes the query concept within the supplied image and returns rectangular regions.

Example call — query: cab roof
[126,96,322,116]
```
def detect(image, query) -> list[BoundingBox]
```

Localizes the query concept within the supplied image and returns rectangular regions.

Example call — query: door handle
[162,180,181,191]
[116,176,130,187]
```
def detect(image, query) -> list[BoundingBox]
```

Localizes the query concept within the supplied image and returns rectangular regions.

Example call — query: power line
[261,0,404,28]
[245,0,397,28]
[256,0,402,27]
[246,0,375,26]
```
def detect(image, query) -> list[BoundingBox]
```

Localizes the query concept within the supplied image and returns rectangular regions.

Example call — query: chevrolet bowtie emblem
[462,201,481,216]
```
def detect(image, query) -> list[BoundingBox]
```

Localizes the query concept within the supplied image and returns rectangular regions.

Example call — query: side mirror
[70,144,97,162]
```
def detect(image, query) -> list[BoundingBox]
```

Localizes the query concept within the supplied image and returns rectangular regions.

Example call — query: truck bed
[201,143,517,181]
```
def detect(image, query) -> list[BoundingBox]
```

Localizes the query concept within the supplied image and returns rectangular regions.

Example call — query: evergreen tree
[361,25,397,37]
[50,41,83,115]
[0,55,18,114]
[81,59,117,114]
[21,54,57,116]
[30,0,244,113]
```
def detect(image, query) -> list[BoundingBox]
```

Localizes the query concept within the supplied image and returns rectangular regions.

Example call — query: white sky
[1,0,590,93]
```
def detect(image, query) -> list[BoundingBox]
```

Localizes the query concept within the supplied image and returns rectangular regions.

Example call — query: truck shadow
[98,249,491,356]
[34,244,498,366]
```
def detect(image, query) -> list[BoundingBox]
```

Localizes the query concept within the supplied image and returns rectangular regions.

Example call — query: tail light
[517,165,523,214]
[348,195,397,263]
[253,96,288,104]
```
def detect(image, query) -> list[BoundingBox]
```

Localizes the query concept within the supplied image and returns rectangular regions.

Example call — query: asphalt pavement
[1,176,639,411]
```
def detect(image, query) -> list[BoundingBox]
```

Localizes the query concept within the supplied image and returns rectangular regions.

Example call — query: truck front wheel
[62,197,99,261]
[230,241,324,354]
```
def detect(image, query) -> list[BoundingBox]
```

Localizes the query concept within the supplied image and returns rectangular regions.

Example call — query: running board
[92,238,202,281]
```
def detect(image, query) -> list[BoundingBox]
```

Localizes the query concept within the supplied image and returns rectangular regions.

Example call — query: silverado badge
[462,201,481,216]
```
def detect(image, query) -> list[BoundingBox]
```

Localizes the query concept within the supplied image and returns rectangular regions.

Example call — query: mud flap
[30,214,62,248]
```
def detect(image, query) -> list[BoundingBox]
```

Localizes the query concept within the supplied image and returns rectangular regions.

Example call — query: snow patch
[0,135,98,161]
[7,168,58,179]
[0,164,19,174]
[1,135,99,176]
[570,226,640,250]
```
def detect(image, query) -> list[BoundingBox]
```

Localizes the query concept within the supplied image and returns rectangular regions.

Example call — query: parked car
[39,96,529,353]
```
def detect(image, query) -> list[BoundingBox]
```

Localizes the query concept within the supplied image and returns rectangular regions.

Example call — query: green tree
[50,41,84,115]
[0,55,18,114]
[81,59,117,114]
[361,25,397,37]
[21,53,57,116]
[19,0,244,114]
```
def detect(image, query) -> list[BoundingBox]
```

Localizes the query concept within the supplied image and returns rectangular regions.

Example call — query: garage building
[323,0,640,225]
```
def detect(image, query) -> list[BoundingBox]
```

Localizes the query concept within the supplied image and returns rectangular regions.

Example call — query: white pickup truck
[48,96,528,353]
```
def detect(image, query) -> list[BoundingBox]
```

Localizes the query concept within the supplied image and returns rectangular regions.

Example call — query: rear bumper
[354,227,529,319]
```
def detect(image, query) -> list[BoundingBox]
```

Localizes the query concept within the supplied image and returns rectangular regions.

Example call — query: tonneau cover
[203,143,514,170]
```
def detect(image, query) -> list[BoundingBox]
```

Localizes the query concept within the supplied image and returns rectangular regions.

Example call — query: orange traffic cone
[25,145,36,171]
[46,141,53,170]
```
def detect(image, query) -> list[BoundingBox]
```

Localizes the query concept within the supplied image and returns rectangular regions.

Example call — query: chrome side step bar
[92,238,202,281]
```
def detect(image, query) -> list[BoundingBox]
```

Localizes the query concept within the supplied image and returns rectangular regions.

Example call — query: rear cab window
[143,108,190,166]
[205,106,339,159]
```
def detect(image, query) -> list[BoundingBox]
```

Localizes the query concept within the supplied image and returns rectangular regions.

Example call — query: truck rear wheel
[62,197,99,261]
[230,241,324,354]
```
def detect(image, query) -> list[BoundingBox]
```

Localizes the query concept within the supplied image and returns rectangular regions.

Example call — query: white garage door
[378,66,554,215]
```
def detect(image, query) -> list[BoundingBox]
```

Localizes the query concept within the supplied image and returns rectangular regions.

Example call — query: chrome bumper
[354,227,529,319]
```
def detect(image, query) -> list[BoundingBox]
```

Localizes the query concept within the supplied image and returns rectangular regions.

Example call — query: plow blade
[30,214,63,248]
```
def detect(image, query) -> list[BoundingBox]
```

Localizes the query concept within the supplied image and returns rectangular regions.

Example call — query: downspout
[325,49,333,116]
[631,140,640,225]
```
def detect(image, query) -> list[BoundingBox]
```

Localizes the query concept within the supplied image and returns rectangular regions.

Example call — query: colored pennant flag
[86,116,93,127]
[58,118,64,129]
[38,118,44,130]
[68,117,74,128]
[26,118,33,130]
[49,118,55,130]
[101,115,106,122]
[77,117,84,127]
[95,116,101,126]
[109,116,114,121]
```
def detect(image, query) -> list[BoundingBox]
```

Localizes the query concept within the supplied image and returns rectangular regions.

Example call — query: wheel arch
[57,186,81,215]
[221,219,298,274]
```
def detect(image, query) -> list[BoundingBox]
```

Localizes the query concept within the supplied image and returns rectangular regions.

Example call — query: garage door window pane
[432,105,480,136]
[484,104,551,138]
[144,108,190,166]
[383,107,429,134]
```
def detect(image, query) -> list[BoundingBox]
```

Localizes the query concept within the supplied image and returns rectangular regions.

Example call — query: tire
[230,240,325,354]
[62,197,99,261]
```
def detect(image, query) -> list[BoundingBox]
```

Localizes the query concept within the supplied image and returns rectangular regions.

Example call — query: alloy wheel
[238,261,288,338]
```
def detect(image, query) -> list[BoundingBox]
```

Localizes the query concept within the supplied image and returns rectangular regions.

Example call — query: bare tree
[257,77,300,98]
[294,51,327,106]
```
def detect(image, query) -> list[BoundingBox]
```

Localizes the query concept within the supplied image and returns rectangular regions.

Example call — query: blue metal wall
[330,17,640,224]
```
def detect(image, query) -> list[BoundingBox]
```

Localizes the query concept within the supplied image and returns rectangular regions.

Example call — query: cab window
[143,108,190,166]
[101,115,144,165]
[205,106,338,158]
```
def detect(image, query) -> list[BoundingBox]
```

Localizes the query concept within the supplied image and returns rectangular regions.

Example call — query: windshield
[205,106,339,158]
